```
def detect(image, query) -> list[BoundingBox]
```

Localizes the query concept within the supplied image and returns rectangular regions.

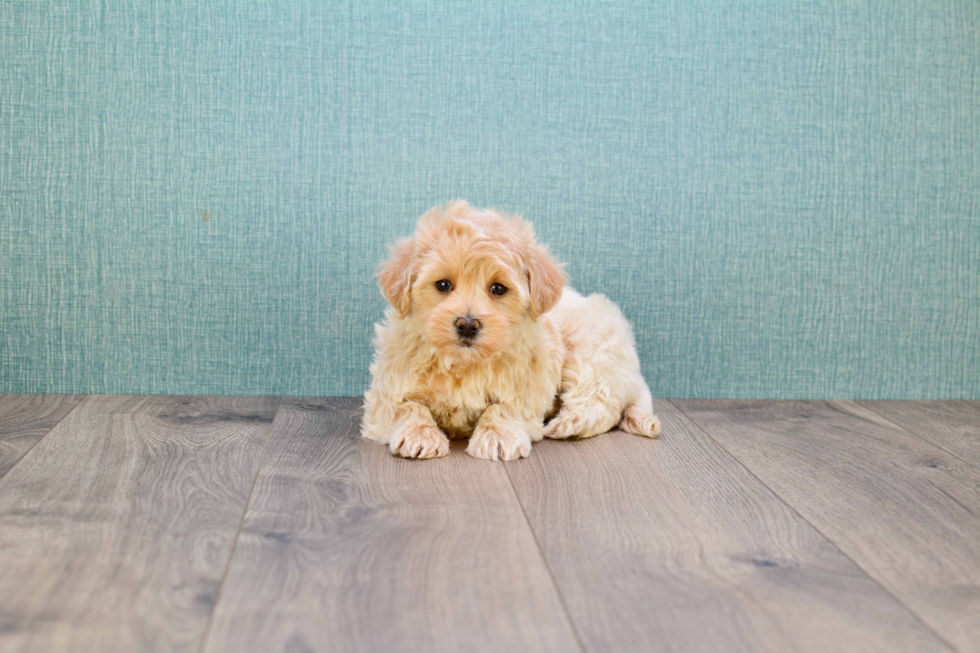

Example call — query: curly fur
[362,200,660,461]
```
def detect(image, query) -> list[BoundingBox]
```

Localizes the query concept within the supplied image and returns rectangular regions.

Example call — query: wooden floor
[0,395,977,652]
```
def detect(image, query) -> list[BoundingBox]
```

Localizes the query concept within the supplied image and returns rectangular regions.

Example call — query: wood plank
[858,400,980,469]
[0,394,278,653]
[505,400,949,652]
[0,394,84,478]
[202,397,581,653]
[675,399,980,653]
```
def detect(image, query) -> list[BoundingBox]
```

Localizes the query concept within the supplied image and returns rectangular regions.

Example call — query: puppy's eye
[489,283,507,296]
[435,280,453,293]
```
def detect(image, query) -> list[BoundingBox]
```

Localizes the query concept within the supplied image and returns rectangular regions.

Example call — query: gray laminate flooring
[0,394,976,653]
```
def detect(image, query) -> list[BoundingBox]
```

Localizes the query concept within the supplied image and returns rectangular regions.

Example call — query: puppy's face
[378,201,566,362]
[411,237,526,361]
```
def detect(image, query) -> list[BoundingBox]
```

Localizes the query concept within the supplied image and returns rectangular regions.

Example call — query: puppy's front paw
[389,423,450,459]
[466,428,532,461]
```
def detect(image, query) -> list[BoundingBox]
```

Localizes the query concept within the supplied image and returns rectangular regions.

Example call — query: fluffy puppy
[362,201,660,461]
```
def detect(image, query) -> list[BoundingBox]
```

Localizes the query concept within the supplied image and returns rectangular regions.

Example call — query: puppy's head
[378,200,566,361]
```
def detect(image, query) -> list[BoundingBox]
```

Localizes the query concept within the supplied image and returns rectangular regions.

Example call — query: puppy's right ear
[377,238,416,317]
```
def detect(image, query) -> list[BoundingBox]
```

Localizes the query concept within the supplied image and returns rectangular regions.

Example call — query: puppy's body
[362,201,660,460]
[364,302,564,448]
[545,288,661,440]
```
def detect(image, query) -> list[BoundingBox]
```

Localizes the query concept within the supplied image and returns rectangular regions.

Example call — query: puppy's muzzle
[455,316,481,340]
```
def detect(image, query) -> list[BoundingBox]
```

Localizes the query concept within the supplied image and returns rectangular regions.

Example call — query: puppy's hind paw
[619,404,661,438]
[466,429,531,461]
[543,410,588,439]
[389,423,450,459]
[544,406,618,440]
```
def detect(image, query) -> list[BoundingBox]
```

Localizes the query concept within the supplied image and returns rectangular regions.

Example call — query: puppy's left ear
[377,238,416,317]
[525,244,567,319]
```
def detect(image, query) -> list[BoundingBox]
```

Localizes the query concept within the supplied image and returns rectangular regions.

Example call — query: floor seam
[503,461,589,653]
[0,394,87,485]
[667,399,961,653]
[853,401,979,471]
[196,396,283,653]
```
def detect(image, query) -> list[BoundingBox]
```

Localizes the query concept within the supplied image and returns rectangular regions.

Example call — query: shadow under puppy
[362,201,660,461]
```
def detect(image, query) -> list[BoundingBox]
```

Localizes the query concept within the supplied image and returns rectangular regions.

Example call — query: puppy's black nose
[455,316,481,339]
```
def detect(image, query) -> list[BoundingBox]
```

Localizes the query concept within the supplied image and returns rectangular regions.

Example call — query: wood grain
[858,400,980,469]
[0,394,83,477]
[505,400,948,652]
[674,399,980,653]
[202,397,581,653]
[0,394,278,653]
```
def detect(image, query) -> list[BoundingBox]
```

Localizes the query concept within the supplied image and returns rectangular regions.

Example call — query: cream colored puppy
[362,201,660,461]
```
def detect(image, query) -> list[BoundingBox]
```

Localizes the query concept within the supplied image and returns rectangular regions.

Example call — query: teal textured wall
[2,1,978,399]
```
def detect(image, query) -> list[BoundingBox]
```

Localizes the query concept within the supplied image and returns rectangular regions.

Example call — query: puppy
[362,201,660,461]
